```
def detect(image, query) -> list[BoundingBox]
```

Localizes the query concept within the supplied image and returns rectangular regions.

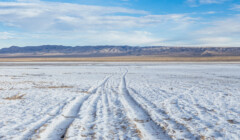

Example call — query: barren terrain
[0,62,239,140]
[0,56,240,62]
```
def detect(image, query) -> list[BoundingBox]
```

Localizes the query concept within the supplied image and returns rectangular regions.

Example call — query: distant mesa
[0,45,240,58]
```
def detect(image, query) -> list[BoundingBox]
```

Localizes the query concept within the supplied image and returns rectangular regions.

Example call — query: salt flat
[0,62,239,140]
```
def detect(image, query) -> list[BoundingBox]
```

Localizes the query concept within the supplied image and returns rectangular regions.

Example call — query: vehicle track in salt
[64,70,172,140]
[17,69,185,140]
[128,87,199,139]
[65,74,141,140]
[118,70,171,140]
[16,76,111,140]
[16,97,75,140]
[64,87,102,139]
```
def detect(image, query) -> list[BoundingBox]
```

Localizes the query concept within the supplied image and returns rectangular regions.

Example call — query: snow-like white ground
[0,62,239,140]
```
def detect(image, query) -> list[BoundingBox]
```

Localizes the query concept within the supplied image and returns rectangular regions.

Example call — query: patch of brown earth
[3,93,25,100]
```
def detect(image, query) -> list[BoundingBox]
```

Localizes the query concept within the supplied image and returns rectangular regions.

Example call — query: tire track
[66,74,142,140]
[16,97,75,140]
[64,76,111,140]
[100,83,111,139]
[18,76,111,140]
[119,70,171,140]
[100,77,140,139]
[16,70,201,140]
[109,88,143,140]
[93,90,104,139]
[35,96,90,140]
[73,89,101,139]
[128,87,199,139]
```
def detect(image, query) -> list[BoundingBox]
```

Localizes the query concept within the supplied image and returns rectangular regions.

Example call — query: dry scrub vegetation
[0,56,240,62]
[35,85,74,89]
[76,91,90,94]
[3,93,25,100]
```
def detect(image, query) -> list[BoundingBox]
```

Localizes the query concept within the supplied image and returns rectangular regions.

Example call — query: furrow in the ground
[16,97,75,140]
[119,71,171,140]
[64,76,112,140]
[129,87,199,140]
[110,88,142,140]
[35,96,89,140]
[65,88,101,139]
[28,75,111,140]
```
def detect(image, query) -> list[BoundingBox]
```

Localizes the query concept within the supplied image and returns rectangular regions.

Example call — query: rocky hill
[0,45,240,57]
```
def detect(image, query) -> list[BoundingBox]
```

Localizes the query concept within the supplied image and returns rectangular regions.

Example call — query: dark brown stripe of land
[0,56,240,62]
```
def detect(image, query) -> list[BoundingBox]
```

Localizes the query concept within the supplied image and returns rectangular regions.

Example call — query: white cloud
[231,4,240,11]
[0,30,166,47]
[85,31,166,46]
[202,11,217,14]
[199,0,227,4]
[196,37,233,46]
[0,32,15,40]
[1,0,239,47]
[0,1,193,32]
[183,15,240,46]
[16,0,40,2]
[196,15,240,36]
[0,0,197,47]
[187,0,228,6]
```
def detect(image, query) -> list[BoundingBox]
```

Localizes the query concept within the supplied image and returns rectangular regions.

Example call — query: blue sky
[0,0,240,48]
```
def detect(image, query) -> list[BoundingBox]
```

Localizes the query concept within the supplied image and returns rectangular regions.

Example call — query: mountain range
[0,45,240,58]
